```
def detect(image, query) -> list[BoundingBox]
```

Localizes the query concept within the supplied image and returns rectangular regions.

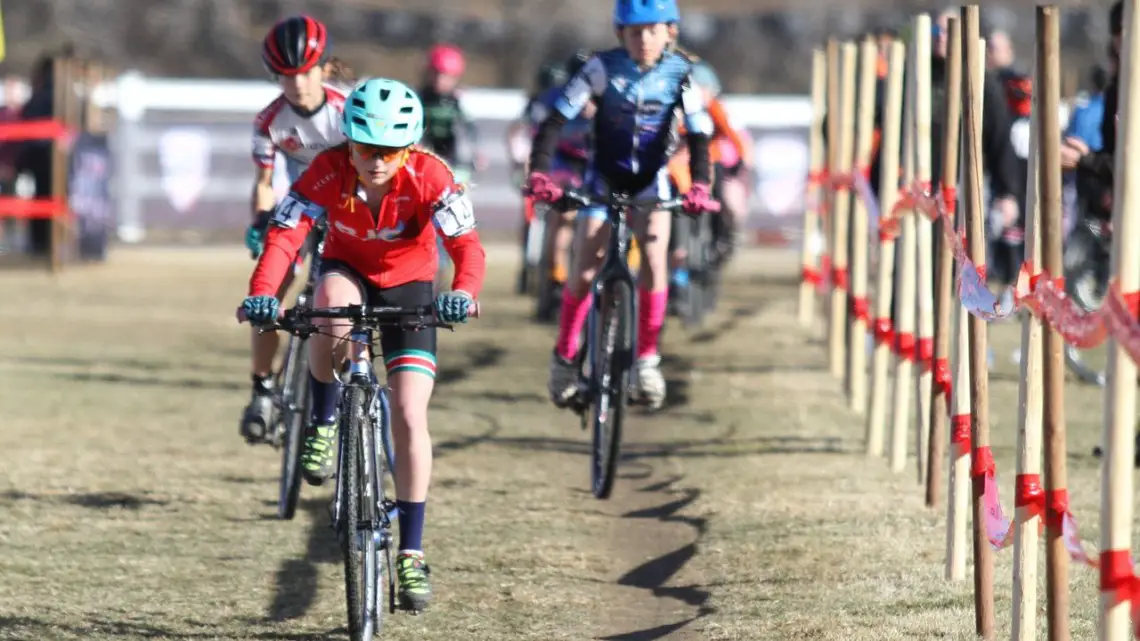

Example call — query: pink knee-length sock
[555,288,593,360]
[637,289,668,359]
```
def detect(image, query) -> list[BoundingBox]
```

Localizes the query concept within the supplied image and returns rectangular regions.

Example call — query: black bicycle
[554,189,684,499]
[267,221,328,520]
[261,302,475,640]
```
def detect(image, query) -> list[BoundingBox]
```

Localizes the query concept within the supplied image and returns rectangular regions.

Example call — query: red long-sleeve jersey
[249,144,486,298]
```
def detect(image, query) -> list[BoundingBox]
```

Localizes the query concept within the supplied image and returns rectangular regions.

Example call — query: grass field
[0,245,1132,640]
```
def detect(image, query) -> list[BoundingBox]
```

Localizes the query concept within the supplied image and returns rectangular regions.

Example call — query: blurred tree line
[1,0,1116,94]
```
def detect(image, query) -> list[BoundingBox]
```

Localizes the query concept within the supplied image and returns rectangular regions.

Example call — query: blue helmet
[341,78,424,147]
[613,0,680,27]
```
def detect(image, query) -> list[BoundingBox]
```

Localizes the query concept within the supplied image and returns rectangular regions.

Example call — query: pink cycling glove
[525,172,564,203]
[682,183,721,215]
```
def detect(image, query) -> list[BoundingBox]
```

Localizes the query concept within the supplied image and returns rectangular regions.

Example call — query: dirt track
[0,244,1118,640]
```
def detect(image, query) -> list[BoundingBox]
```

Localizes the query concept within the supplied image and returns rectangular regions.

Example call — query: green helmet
[690,61,722,97]
[341,78,424,147]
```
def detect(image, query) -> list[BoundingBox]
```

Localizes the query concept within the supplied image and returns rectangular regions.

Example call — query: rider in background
[526,0,720,410]
[241,78,486,611]
[507,60,571,180]
[666,59,750,304]
[419,44,481,182]
[526,50,597,317]
[241,15,348,444]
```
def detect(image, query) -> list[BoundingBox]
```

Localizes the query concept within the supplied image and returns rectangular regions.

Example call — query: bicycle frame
[581,199,640,402]
[331,324,398,537]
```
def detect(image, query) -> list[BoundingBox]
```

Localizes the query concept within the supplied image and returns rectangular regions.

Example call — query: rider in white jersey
[240,14,350,444]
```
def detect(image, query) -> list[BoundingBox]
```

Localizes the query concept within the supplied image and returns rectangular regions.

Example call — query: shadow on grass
[266,497,340,622]
[0,614,341,640]
[599,475,716,640]
[0,489,170,510]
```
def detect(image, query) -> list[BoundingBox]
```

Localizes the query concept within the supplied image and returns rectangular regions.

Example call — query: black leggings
[320,260,438,379]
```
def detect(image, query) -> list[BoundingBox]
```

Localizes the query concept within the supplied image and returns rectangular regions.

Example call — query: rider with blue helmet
[524,0,720,410]
[240,77,487,613]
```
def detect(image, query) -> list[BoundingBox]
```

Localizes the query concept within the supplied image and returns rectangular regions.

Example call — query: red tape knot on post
[917,337,934,372]
[831,266,849,291]
[950,415,971,458]
[894,332,916,361]
[1099,549,1140,611]
[933,357,952,399]
[873,318,894,346]
[1014,473,1045,519]
[807,169,827,186]
[1045,489,1069,531]
[971,445,995,479]
[802,266,823,286]
[940,185,957,218]
[850,297,870,323]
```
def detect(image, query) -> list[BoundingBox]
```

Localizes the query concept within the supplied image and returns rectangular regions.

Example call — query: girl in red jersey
[240,77,486,612]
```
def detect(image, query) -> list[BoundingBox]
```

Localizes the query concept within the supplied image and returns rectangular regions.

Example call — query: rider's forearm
[528,111,569,173]
[249,223,309,297]
[253,180,276,220]
[442,231,487,298]
[686,132,712,186]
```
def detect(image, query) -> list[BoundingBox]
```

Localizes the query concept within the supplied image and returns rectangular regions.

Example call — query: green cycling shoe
[300,422,338,485]
[396,552,433,613]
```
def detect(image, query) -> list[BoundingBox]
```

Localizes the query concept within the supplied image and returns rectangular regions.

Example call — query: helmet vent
[379,89,391,101]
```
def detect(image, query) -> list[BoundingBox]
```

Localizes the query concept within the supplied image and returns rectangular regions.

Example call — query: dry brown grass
[0,245,1130,640]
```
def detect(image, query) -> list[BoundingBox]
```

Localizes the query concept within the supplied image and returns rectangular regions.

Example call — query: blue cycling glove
[246,211,273,259]
[245,226,265,258]
[241,295,279,324]
[434,291,473,324]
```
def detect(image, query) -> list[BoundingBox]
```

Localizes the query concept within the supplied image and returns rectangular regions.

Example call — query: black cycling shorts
[319,259,438,379]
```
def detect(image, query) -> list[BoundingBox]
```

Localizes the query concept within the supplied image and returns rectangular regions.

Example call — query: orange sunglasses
[350,141,408,163]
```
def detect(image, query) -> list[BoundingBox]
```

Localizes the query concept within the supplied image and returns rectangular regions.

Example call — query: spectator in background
[1062,0,1120,229]
[15,54,55,257]
[1062,63,1110,234]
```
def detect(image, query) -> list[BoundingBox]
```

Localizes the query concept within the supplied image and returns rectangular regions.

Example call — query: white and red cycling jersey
[252,85,348,183]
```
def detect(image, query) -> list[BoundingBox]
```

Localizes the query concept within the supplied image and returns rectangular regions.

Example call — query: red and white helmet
[428,44,466,77]
[262,15,328,76]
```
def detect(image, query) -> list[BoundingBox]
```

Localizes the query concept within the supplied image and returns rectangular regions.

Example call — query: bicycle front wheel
[277,337,310,520]
[590,279,634,499]
[341,386,379,641]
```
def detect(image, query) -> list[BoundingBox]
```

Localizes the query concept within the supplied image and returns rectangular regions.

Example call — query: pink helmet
[428,44,466,77]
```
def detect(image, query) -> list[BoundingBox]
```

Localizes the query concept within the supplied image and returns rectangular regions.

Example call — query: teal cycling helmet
[690,61,721,97]
[341,78,424,147]
[614,0,680,27]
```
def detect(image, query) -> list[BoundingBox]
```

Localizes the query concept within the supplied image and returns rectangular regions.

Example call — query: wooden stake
[962,6,995,636]
[913,13,934,483]
[1035,7,1070,641]
[1011,57,1043,641]
[1098,0,1140,636]
[865,40,906,457]
[799,48,827,327]
[889,37,918,474]
[929,15,962,510]
[824,40,840,329]
[847,37,879,415]
[828,42,858,380]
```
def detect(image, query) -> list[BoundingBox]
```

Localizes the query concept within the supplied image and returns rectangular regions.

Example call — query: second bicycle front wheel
[590,279,634,499]
[278,338,310,520]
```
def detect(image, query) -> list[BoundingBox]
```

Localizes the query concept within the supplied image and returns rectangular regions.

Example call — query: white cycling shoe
[635,354,667,410]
